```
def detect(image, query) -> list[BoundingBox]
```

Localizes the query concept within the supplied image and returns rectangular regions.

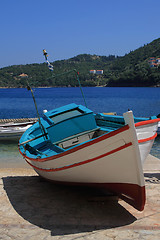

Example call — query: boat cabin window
[49,109,84,124]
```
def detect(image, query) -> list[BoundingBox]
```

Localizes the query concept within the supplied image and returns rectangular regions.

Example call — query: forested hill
[0,38,160,88]
[107,38,160,86]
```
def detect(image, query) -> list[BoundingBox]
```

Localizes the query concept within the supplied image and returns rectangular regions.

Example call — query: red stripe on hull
[19,124,130,162]
[138,133,157,143]
[25,142,132,172]
[39,176,146,211]
[135,118,160,127]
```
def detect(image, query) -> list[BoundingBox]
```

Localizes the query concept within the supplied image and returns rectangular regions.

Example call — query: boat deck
[22,127,109,159]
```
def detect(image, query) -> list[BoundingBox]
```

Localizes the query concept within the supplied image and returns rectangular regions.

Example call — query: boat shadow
[3,175,136,236]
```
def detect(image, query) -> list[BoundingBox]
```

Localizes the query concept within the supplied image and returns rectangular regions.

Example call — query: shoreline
[0,85,160,89]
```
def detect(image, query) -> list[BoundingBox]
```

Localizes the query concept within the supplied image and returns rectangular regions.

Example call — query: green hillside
[0,38,160,87]
[108,38,160,86]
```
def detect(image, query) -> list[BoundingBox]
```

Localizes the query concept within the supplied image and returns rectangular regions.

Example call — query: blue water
[0,87,160,167]
[0,87,160,118]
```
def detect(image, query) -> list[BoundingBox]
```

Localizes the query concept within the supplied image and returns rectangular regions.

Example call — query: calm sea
[0,87,160,168]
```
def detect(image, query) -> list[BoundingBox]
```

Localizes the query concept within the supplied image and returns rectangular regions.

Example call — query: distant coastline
[0,84,160,89]
[0,38,160,88]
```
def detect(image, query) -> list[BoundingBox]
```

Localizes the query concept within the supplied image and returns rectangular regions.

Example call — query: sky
[0,0,160,68]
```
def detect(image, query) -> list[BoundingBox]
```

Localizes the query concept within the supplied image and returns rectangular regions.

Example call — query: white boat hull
[0,119,37,141]
[0,125,33,141]
[135,119,158,164]
[157,122,160,135]
[20,111,146,211]
[0,131,26,141]
[96,113,159,165]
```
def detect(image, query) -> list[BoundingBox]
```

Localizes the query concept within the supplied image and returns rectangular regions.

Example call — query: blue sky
[0,0,159,68]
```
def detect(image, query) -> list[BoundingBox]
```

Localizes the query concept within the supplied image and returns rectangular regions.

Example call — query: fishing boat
[95,113,159,165]
[18,103,160,211]
[0,118,37,141]
[100,112,160,135]
[18,49,160,211]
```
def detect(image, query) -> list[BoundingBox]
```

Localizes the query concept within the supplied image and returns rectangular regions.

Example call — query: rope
[27,84,48,140]
[46,69,88,108]
[75,71,88,108]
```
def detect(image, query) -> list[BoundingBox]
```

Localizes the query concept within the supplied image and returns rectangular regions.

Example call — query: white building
[89,70,103,74]
[89,70,96,74]
[96,70,103,75]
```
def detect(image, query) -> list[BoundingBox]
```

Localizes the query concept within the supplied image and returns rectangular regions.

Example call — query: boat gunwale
[135,118,160,127]
[25,142,132,172]
[19,124,130,162]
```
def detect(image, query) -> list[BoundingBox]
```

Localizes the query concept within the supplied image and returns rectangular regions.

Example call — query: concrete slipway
[0,154,160,240]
